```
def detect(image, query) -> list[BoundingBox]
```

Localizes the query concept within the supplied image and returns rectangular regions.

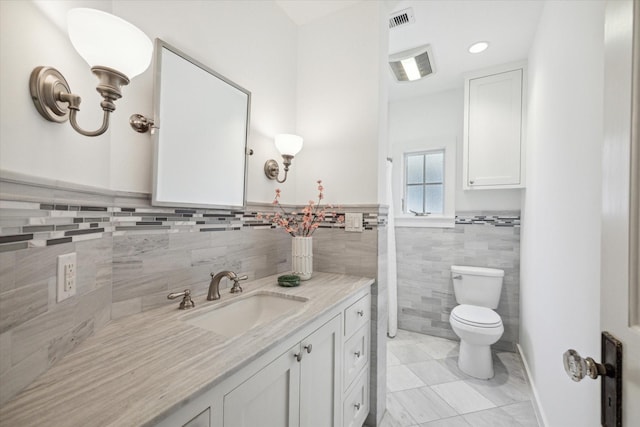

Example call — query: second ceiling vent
[389,8,415,29]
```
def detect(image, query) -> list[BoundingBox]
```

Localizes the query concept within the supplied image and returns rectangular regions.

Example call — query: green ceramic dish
[278,274,301,287]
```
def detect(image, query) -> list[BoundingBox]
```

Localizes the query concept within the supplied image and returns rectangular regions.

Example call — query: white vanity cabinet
[154,285,371,427]
[183,408,211,427]
[224,314,342,427]
[341,294,371,427]
[463,64,526,189]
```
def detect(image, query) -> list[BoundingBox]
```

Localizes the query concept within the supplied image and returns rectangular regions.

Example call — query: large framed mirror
[152,39,251,208]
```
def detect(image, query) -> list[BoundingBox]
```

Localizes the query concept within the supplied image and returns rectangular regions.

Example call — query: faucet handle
[167,289,195,310]
[230,274,247,294]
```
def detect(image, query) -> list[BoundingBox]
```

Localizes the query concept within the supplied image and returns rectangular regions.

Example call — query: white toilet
[449,265,504,379]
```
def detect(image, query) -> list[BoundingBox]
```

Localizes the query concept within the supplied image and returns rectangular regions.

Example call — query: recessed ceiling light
[468,41,489,54]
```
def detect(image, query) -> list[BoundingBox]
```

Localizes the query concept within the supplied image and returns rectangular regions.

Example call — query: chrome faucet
[207,271,248,300]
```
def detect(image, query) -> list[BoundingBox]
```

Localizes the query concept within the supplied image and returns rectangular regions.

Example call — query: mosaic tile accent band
[0,201,384,253]
[455,212,521,227]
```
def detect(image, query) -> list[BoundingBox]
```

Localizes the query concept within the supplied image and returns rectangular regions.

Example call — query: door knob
[562,333,623,427]
[563,349,609,381]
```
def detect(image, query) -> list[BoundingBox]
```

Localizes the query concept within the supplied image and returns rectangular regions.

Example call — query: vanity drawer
[344,294,370,338]
[343,369,369,427]
[343,323,369,391]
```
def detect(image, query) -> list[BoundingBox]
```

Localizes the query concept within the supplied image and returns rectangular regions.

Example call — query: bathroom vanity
[0,272,373,427]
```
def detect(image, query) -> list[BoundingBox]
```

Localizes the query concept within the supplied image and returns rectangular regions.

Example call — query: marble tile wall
[0,175,384,408]
[395,211,521,352]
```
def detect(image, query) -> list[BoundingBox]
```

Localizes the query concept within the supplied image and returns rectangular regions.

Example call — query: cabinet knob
[469,180,475,185]
[357,310,364,317]
[304,344,313,354]
[294,352,303,362]
[354,403,361,410]
[354,351,361,358]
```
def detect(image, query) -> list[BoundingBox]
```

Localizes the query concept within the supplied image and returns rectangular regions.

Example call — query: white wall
[389,89,522,214]
[520,1,605,426]
[1,0,298,203]
[294,1,388,206]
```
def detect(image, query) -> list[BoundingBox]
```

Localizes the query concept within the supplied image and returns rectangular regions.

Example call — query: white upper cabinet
[463,65,526,189]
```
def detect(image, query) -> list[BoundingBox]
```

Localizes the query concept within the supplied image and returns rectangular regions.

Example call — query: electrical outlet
[57,253,77,302]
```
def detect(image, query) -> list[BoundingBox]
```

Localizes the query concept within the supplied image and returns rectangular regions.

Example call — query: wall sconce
[29,8,152,137]
[264,134,303,183]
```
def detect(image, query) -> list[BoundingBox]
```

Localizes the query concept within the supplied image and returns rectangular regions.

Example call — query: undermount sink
[184,291,308,337]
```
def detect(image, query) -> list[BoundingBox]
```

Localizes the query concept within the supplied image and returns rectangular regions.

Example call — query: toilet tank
[451,265,504,309]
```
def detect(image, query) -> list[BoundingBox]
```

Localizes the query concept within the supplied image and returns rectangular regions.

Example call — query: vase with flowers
[259,180,343,280]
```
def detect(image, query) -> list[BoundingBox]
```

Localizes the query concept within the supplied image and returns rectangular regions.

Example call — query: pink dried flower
[259,180,337,237]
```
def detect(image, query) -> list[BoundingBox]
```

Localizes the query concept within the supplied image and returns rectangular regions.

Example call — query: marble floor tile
[461,406,529,427]
[500,401,540,427]
[415,338,459,360]
[430,381,496,414]
[419,416,472,427]
[387,365,427,392]
[387,348,402,367]
[463,353,531,406]
[386,391,420,426]
[388,340,433,364]
[379,409,412,427]
[391,387,457,424]
[406,359,465,386]
[383,329,539,427]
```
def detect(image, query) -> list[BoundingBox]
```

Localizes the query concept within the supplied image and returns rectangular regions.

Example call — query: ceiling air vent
[389,8,415,29]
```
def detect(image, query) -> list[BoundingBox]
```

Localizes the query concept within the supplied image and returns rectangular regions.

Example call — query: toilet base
[458,341,494,379]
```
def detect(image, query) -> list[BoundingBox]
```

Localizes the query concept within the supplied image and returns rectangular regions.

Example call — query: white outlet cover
[345,213,364,232]
[57,252,77,302]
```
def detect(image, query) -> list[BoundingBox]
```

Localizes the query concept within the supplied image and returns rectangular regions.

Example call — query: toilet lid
[451,305,502,328]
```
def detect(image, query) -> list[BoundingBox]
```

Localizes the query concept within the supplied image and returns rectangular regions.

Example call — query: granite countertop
[0,272,374,427]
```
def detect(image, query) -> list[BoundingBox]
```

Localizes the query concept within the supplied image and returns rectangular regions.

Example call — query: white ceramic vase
[291,236,313,280]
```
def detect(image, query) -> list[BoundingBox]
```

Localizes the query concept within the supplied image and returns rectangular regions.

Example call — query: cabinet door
[183,408,210,427]
[223,344,301,427]
[465,68,524,188]
[299,315,342,427]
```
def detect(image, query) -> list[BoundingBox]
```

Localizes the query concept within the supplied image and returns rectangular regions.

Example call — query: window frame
[403,149,445,215]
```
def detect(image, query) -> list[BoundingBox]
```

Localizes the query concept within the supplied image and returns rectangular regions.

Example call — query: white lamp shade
[274,134,303,156]
[67,8,152,79]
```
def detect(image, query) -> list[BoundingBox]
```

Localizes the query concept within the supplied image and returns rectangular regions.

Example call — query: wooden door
[602,0,640,425]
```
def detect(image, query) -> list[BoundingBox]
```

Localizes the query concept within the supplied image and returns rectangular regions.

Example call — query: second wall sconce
[264,134,303,183]
[29,8,152,137]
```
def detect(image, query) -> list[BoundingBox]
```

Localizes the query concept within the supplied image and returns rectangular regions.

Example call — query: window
[404,150,444,214]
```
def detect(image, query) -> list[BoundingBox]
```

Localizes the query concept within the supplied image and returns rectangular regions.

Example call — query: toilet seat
[451,304,502,328]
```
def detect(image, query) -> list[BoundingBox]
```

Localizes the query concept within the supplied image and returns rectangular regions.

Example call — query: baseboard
[516,344,549,427]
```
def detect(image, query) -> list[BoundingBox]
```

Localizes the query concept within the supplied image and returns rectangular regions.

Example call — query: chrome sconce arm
[29,8,153,138]
[30,65,131,138]
[264,154,294,183]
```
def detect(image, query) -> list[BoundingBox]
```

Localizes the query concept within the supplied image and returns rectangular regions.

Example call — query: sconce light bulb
[275,134,303,157]
[67,8,152,79]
